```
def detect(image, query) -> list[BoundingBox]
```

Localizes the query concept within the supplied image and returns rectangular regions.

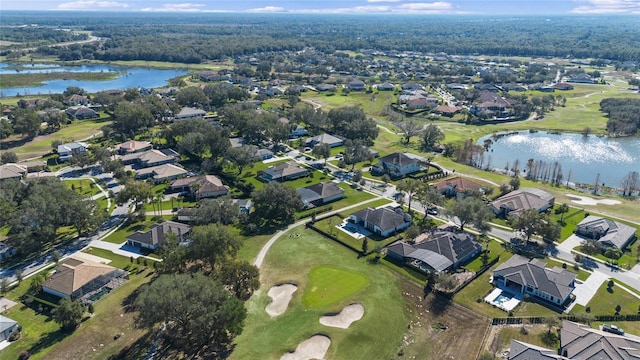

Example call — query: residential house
[490,188,555,218]
[405,95,439,110]
[66,106,99,120]
[560,320,640,359]
[401,83,424,91]
[501,83,527,92]
[176,207,198,222]
[64,94,90,106]
[372,152,421,178]
[553,83,574,91]
[120,149,178,168]
[375,83,395,91]
[0,163,27,181]
[471,95,514,118]
[175,107,207,120]
[568,73,595,84]
[42,254,128,302]
[349,206,412,238]
[135,163,187,184]
[57,141,88,162]
[290,125,308,138]
[434,105,462,117]
[348,79,366,91]
[126,221,192,250]
[115,140,152,155]
[297,181,345,208]
[493,254,576,307]
[258,161,308,182]
[199,71,228,82]
[509,340,568,360]
[254,148,274,161]
[305,133,344,148]
[0,242,16,261]
[387,229,482,273]
[432,176,484,198]
[575,215,637,250]
[316,84,337,92]
[234,199,252,214]
[446,83,467,91]
[170,175,229,200]
[0,315,19,342]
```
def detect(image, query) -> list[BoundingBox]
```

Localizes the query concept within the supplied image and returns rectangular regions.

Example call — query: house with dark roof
[170,175,229,200]
[349,206,412,238]
[120,149,178,168]
[575,215,637,250]
[305,133,344,148]
[375,83,395,91]
[0,242,16,261]
[297,181,345,208]
[553,82,574,91]
[258,161,308,182]
[493,254,576,307]
[490,188,555,218]
[199,71,228,82]
[126,221,192,250]
[348,79,366,91]
[316,84,337,92]
[66,106,99,119]
[135,163,187,184]
[42,255,128,302]
[372,152,421,178]
[432,176,484,198]
[509,339,569,360]
[0,315,19,342]
[568,73,595,84]
[560,320,640,359]
[387,230,482,272]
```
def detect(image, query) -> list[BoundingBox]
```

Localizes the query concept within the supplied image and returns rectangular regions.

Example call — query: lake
[478,131,640,187]
[0,63,188,97]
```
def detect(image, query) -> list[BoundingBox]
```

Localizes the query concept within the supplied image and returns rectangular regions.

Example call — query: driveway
[556,234,583,256]
[566,271,609,312]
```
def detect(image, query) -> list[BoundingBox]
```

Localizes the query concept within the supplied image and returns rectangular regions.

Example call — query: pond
[478,131,640,187]
[0,63,188,97]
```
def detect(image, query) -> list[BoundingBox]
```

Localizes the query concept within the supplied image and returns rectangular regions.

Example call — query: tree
[214,261,260,301]
[250,182,303,226]
[420,124,445,151]
[509,176,521,190]
[187,224,241,271]
[63,86,86,97]
[435,273,458,292]
[175,86,209,107]
[620,171,639,197]
[11,108,41,138]
[312,143,331,164]
[327,106,378,144]
[362,237,369,255]
[395,119,422,144]
[343,139,371,170]
[1,152,18,164]
[615,304,622,315]
[52,298,85,332]
[511,209,560,242]
[556,203,569,225]
[415,182,444,219]
[396,178,421,212]
[112,102,154,138]
[0,278,8,294]
[226,145,256,174]
[446,196,493,232]
[135,273,246,355]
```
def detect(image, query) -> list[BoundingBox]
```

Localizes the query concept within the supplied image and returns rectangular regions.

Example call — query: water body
[0,63,187,97]
[478,131,640,187]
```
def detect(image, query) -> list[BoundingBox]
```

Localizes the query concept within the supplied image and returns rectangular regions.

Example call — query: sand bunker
[266,284,297,317]
[319,303,364,329]
[565,194,621,206]
[280,335,331,360]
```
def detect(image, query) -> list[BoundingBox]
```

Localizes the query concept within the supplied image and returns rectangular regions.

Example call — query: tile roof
[494,255,576,301]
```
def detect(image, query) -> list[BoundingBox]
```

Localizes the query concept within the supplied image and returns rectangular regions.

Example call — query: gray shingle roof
[351,207,409,232]
[510,340,568,360]
[494,255,576,301]
[576,215,637,249]
[561,320,640,360]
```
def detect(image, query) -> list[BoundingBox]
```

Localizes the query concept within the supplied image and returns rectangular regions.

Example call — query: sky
[1,0,639,14]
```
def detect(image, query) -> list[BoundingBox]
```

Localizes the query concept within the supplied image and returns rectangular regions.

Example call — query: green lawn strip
[0,71,123,88]
[101,217,162,244]
[493,325,553,351]
[301,265,370,309]
[32,269,154,360]
[82,247,153,270]
[231,226,408,360]
[544,259,589,281]
[63,178,103,198]
[463,240,504,273]
[591,321,640,336]
[295,183,375,219]
[236,233,272,264]
[575,245,639,270]
[574,281,640,316]
[380,256,427,284]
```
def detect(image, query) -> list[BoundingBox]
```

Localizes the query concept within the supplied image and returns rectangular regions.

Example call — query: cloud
[367,0,402,2]
[571,0,640,14]
[247,6,286,12]
[57,1,129,10]
[140,3,218,12]
[294,1,458,14]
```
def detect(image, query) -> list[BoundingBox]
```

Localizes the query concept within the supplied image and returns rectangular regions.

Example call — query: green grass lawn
[231,226,409,360]
[64,178,103,198]
[573,281,640,316]
[101,217,161,244]
[295,183,376,219]
[301,265,370,309]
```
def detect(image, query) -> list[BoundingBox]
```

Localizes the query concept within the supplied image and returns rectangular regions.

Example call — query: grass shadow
[27,329,67,356]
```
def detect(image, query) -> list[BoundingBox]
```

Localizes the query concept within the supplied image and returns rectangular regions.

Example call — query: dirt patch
[395,280,490,360]
[319,303,364,329]
[280,334,331,360]
[266,284,297,317]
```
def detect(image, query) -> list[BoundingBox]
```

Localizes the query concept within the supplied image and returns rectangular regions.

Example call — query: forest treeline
[600,98,640,136]
[0,26,87,46]
[1,13,639,62]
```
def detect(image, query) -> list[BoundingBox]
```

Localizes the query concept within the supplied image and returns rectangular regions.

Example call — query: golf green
[302,265,370,309]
